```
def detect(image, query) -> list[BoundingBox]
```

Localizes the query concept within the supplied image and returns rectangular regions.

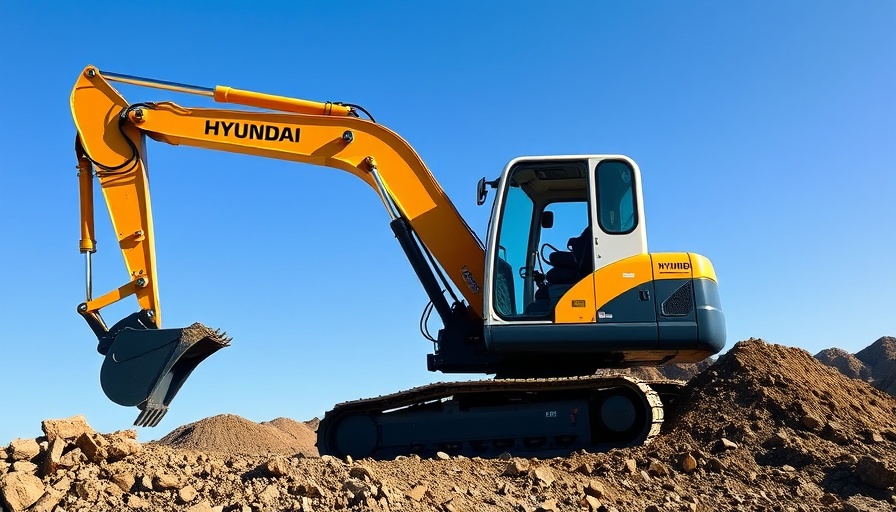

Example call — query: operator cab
[484,156,646,323]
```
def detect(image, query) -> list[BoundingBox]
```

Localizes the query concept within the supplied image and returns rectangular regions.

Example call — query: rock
[764,431,789,449]
[624,459,638,474]
[585,480,605,498]
[109,470,135,493]
[153,472,181,490]
[443,497,462,512]
[27,487,64,512]
[178,484,199,503]
[706,458,726,472]
[41,439,64,477]
[648,460,668,477]
[349,465,376,482]
[58,447,84,469]
[300,496,313,512]
[801,414,823,430]
[532,466,555,486]
[343,478,376,500]
[537,498,559,511]
[855,456,896,490]
[502,458,530,477]
[74,479,102,501]
[258,484,280,505]
[435,451,451,460]
[0,472,46,512]
[499,452,512,460]
[51,476,71,492]
[74,433,106,463]
[714,438,738,452]
[105,431,140,461]
[41,416,94,443]
[407,484,428,502]
[263,457,291,477]
[7,439,40,462]
[681,454,698,473]
[583,495,602,511]
[0,448,7,462]
[575,462,594,475]
[10,461,37,475]
[134,474,154,492]
[185,500,214,512]
[126,494,148,509]
[822,421,850,445]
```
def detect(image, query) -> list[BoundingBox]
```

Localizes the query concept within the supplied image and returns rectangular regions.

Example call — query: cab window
[596,160,637,234]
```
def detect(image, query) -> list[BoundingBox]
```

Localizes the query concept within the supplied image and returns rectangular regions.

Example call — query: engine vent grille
[661,281,693,317]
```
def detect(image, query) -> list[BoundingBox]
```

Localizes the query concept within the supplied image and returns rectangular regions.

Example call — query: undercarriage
[317,376,681,460]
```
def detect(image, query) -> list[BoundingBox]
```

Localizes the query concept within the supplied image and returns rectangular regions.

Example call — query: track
[318,375,676,459]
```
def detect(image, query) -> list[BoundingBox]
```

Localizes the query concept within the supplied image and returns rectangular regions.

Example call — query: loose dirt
[3,338,895,512]
[156,414,317,458]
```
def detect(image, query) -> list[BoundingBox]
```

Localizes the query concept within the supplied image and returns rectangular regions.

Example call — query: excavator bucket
[99,322,230,427]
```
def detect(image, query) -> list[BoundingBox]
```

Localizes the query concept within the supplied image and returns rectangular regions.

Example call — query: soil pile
[857,337,896,396]
[3,339,896,512]
[156,414,317,457]
[814,348,871,381]
[260,419,318,458]
[815,336,896,396]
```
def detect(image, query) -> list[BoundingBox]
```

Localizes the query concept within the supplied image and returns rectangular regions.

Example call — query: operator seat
[527,227,593,315]
[545,226,593,285]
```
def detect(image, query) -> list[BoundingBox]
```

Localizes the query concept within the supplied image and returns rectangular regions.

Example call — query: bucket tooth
[99,322,229,426]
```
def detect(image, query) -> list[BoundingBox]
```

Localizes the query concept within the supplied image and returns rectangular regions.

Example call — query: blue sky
[1,2,893,443]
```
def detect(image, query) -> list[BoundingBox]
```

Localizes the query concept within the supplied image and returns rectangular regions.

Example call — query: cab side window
[596,161,637,234]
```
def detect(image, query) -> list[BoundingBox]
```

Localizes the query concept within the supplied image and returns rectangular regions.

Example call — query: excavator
[70,66,725,459]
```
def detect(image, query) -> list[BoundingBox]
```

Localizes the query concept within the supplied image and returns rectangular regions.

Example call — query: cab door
[588,158,648,271]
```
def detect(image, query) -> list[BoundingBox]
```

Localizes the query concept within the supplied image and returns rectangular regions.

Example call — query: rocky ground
[2,338,895,512]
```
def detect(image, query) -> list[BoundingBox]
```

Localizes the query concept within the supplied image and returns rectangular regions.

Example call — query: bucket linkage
[89,311,230,427]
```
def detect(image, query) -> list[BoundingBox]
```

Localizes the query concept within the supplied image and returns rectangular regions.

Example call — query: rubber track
[319,375,667,453]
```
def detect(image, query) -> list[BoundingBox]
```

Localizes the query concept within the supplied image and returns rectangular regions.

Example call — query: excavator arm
[72,66,485,425]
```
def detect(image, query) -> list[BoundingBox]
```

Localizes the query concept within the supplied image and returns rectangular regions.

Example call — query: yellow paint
[594,254,655,312]
[213,86,353,116]
[554,275,596,323]
[84,279,142,312]
[77,148,95,253]
[688,253,718,282]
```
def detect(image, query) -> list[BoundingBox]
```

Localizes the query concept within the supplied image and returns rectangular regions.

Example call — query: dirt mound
[668,338,896,439]
[856,336,896,366]
[814,347,872,380]
[261,418,318,457]
[814,336,896,397]
[156,414,314,456]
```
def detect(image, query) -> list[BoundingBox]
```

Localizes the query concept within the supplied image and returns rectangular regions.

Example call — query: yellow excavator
[70,66,725,458]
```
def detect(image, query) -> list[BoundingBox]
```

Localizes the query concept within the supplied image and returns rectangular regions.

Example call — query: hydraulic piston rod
[94,68,353,116]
